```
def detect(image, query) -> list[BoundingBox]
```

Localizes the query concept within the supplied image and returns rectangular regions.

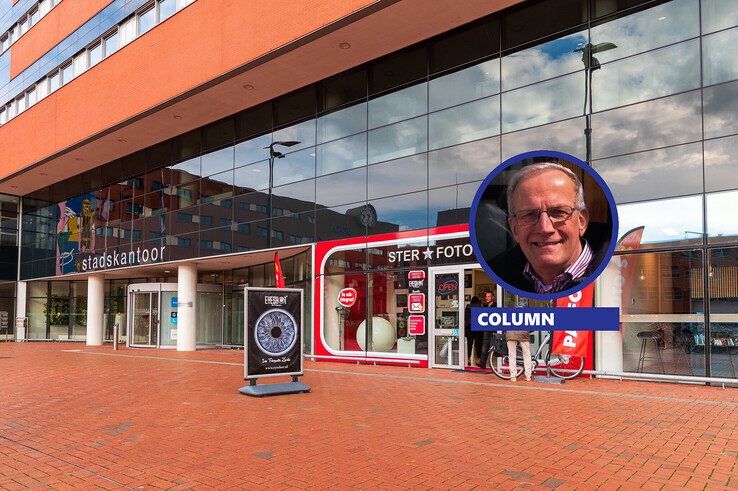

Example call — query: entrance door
[429,268,464,369]
[130,291,159,347]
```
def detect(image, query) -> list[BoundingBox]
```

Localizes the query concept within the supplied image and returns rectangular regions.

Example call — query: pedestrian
[464,296,482,366]
[478,290,496,368]
[507,325,532,381]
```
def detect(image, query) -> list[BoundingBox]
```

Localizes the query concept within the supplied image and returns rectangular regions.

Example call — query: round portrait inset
[469,151,618,300]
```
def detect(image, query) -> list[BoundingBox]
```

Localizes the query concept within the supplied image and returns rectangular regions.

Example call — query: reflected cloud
[428,136,499,188]
[704,80,738,139]
[706,190,738,240]
[502,72,584,133]
[429,96,499,150]
[429,59,499,111]
[705,135,738,192]
[502,117,585,160]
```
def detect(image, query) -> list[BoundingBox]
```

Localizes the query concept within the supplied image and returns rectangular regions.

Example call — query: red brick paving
[0,343,737,490]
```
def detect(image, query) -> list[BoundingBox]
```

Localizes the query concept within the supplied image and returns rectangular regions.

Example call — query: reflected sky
[371,192,428,231]
[368,116,427,164]
[593,142,703,203]
[428,136,499,188]
[704,80,738,139]
[501,30,586,91]
[501,116,584,160]
[702,0,738,33]
[368,154,427,200]
[617,195,703,245]
[705,134,738,192]
[369,84,427,129]
[706,190,738,240]
[429,59,499,111]
[316,167,366,208]
[429,96,499,151]
[317,103,367,144]
[316,133,366,176]
[702,27,738,86]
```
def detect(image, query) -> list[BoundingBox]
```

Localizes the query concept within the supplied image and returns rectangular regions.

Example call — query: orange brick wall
[10,0,112,78]
[0,0,376,181]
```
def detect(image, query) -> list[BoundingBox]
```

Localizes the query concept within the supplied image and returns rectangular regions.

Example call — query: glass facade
[5,0,738,377]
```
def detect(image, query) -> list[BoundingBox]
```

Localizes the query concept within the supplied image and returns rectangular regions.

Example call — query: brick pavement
[0,343,736,490]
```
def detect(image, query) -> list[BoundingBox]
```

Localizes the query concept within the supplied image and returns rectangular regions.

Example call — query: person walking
[506,328,532,381]
[464,296,482,366]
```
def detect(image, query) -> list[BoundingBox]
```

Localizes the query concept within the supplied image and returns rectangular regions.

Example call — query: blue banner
[471,307,619,331]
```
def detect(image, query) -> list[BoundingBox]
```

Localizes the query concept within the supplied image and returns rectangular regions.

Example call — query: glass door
[429,268,463,369]
[130,291,159,347]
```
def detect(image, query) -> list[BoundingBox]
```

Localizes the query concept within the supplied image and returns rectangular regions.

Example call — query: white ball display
[356,317,397,352]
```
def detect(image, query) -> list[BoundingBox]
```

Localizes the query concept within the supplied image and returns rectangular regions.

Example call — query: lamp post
[264,140,300,248]
[575,42,617,163]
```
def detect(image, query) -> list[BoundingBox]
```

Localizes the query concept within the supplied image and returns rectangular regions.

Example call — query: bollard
[113,323,119,351]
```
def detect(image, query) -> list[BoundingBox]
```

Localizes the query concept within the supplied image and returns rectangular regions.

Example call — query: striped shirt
[523,240,593,294]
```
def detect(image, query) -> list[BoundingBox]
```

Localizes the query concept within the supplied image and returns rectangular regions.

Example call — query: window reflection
[272,147,315,186]
[368,116,427,164]
[201,146,234,176]
[706,190,738,243]
[272,179,316,213]
[368,154,427,200]
[703,80,738,139]
[502,0,586,50]
[316,167,366,208]
[428,181,480,227]
[234,161,270,193]
[591,90,701,159]
[368,84,427,129]
[707,246,738,379]
[234,134,270,167]
[501,30,586,91]
[431,19,499,74]
[702,27,738,87]
[702,0,738,34]
[428,136,499,189]
[315,203,369,242]
[170,156,200,183]
[617,195,703,248]
[501,72,584,133]
[592,40,700,112]
[273,119,315,150]
[429,59,499,111]
[317,103,367,143]
[429,96,500,151]
[705,135,738,192]
[316,133,366,176]
[501,116,584,160]
[593,142,703,203]
[591,0,699,64]
[370,191,428,232]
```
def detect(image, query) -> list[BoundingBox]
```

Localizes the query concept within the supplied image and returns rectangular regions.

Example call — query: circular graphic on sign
[338,288,357,308]
[254,308,298,356]
[469,150,618,301]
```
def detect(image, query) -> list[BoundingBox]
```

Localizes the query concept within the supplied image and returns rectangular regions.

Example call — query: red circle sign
[338,288,357,308]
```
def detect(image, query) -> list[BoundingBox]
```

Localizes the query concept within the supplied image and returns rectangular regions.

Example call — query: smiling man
[489,162,605,295]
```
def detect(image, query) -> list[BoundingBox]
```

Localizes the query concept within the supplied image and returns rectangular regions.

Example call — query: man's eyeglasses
[510,205,579,226]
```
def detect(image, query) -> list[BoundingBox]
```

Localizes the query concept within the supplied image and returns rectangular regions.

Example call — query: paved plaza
[0,343,736,490]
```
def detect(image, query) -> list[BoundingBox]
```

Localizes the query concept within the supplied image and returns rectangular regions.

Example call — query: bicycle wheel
[489,352,524,380]
[546,351,585,379]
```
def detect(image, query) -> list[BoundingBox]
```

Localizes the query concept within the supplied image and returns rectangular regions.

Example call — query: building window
[29,7,40,26]
[73,52,87,76]
[1,35,8,52]
[256,226,268,237]
[159,0,176,20]
[138,5,156,35]
[178,237,191,247]
[237,223,251,234]
[200,215,212,226]
[177,213,193,222]
[60,63,73,85]
[199,240,213,250]
[26,88,36,107]
[274,207,284,216]
[89,42,103,67]
[272,230,283,240]
[49,71,60,92]
[19,16,29,35]
[103,30,119,57]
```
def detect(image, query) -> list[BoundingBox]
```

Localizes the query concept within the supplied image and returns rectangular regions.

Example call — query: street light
[575,42,617,163]
[264,140,301,247]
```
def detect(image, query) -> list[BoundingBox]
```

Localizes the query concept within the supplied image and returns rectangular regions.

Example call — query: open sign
[338,288,357,308]
[436,279,458,295]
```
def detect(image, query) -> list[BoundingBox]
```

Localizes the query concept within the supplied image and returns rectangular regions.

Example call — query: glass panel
[160,291,177,346]
[502,0,587,49]
[27,296,47,339]
[703,80,738,139]
[702,27,738,87]
[501,30,587,91]
[592,40,700,112]
[323,272,366,351]
[234,134,270,167]
[272,179,315,212]
[223,288,244,346]
[708,247,738,379]
[201,146,234,176]
[429,181,481,227]
[138,6,156,35]
[591,90,701,159]
[316,167,366,208]
[197,291,222,344]
[429,136,499,188]
[617,195,703,248]
[132,292,152,345]
[273,147,315,186]
[368,154,427,200]
[104,31,118,56]
[429,59,500,111]
[615,250,704,376]
[317,102,367,143]
[170,156,200,183]
[370,191,428,232]
[706,190,738,244]
[89,43,103,66]
[705,135,738,192]
[234,161,270,193]
[502,117,584,160]
[70,282,87,340]
[702,0,738,33]
[501,72,584,133]
[160,0,177,21]
[316,133,366,175]
[431,19,499,74]
[368,116,427,164]
[318,69,367,112]
[315,204,367,242]
[368,83,427,129]
[273,119,315,151]
[429,96,500,150]
[433,272,461,367]
[370,46,427,94]
[591,0,699,64]
[592,142,703,203]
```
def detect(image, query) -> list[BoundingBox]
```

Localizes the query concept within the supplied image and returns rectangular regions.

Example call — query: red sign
[337,288,357,308]
[408,293,426,313]
[408,270,425,280]
[552,284,594,357]
[408,315,425,336]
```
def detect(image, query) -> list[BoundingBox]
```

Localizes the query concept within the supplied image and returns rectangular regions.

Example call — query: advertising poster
[244,287,303,380]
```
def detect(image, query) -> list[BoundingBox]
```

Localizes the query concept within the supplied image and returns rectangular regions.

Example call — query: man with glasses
[490,162,604,294]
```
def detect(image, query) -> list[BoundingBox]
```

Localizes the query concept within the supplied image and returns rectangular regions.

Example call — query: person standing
[478,290,496,368]
[507,328,532,382]
[464,296,482,366]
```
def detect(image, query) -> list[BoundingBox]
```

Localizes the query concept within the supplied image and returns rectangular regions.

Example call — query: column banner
[552,283,595,357]
[244,287,303,380]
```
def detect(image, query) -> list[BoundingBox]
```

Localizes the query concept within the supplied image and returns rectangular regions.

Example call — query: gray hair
[506,162,586,214]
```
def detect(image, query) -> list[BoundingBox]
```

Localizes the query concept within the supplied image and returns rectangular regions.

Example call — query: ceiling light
[338,42,351,50]
[164,270,170,273]
[117,138,127,143]
[75,157,84,161]
[173,114,183,120]
[243,84,255,90]
[40,172,48,176]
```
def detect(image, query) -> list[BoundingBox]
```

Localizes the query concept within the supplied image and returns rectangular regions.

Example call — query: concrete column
[177,263,197,351]
[15,281,26,342]
[595,260,624,372]
[86,275,105,346]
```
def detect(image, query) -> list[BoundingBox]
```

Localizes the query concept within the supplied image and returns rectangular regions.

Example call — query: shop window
[707,247,738,379]
[604,250,705,376]
[323,272,366,351]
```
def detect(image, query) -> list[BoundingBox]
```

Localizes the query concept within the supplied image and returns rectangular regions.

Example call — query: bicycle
[486,332,585,380]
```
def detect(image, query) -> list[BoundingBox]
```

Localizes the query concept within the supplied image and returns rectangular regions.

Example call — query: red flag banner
[615,226,645,316]
[274,252,286,288]
[552,283,594,357]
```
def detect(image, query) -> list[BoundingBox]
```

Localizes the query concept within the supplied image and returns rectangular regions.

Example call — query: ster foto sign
[386,244,474,263]
[80,245,165,272]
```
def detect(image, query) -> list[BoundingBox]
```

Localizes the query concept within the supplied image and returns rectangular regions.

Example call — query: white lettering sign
[387,244,474,263]
[476,312,555,327]
[81,246,165,272]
